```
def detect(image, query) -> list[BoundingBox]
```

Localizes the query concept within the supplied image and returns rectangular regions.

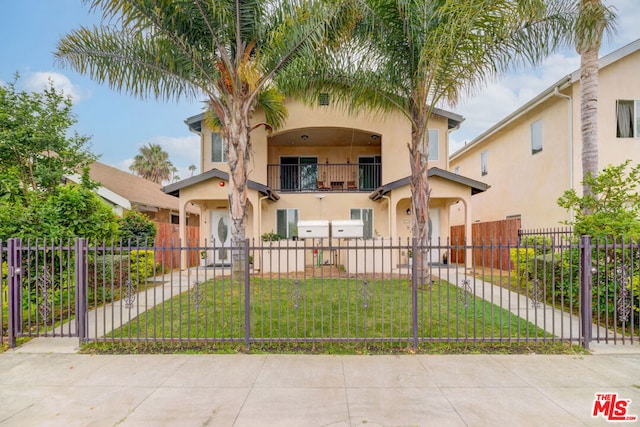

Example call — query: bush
[511,246,578,307]
[117,211,157,245]
[509,247,535,283]
[88,253,129,287]
[520,235,553,255]
[261,231,286,242]
[558,160,640,240]
[128,250,158,285]
[0,187,119,242]
[1,262,7,310]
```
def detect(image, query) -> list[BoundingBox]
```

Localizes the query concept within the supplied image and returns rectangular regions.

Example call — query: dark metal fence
[267,162,382,192]
[518,227,574,246]
[2,236,638,349]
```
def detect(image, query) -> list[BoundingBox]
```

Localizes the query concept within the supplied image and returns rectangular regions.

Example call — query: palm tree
[280,0,572,271]
[129,142,174,184]
[55,0,354,252]
[571,0,616,208]
[188,164,197,177]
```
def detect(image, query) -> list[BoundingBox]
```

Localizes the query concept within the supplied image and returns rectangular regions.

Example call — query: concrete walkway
[2,344,640,426]
[40,265,630,344]
[434,268,613,341]
[49,268,218,339]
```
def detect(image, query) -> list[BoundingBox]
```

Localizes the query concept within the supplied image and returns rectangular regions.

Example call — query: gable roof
[368,167,489,201]
[450,38,640,160]
[163,168,280,201]
[68,162,195,213]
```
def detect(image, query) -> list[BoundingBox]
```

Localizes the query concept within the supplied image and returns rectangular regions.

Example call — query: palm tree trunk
[225,102,251,276]
[409,110,431,283]
[580,43,599,206]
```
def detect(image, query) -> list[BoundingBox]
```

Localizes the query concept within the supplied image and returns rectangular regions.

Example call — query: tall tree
[188,164,197,177]
[56,0,354,252]
[280,0,572,271]
[129,142,174,184]
[571,0,616,207]
[0,76,96,204]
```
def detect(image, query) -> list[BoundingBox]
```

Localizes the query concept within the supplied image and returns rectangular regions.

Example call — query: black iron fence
[518,227,574,246]
[2,236,638,349]
[266,162,381,192]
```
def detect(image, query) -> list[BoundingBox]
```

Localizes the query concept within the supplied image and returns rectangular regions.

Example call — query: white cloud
[449,0,640,153]
[141,134,200,168]
[111,158,134,174]
[22,71,88,102]
[609,0,640,46]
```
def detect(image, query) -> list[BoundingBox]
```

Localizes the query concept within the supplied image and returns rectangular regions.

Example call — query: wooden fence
[155,223,200,267]
[449,217,521,270]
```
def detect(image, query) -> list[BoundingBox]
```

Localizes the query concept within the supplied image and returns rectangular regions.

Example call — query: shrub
[1,262,7,311]
[117,211,157,245]
[520,235,553,255]
[509,247,535,283]
[88,253,129,287]
[128,250,158,285]
[261,231,286,242]
[558,160,640,240]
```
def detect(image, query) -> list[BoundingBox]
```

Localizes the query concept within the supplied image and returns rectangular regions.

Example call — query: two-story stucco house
[164,97,487,269]
[449,39,640,230]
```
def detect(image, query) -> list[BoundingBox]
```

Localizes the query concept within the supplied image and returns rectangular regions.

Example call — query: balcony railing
[267,162,382,192]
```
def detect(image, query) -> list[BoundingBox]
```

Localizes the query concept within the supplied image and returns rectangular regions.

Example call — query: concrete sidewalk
[2,344,640,426]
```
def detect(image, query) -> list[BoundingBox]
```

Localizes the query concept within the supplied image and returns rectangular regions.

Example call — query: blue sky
[0,0,201,179]
[1,1,639,179]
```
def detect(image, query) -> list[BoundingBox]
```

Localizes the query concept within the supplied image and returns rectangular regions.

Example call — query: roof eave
[369,168,488,201]
[162,168,279,202]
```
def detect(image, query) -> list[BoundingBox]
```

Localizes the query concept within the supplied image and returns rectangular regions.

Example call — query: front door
[210,209,231,265]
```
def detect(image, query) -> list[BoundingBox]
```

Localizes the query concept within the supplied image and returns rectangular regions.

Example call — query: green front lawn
[109,276,547,342]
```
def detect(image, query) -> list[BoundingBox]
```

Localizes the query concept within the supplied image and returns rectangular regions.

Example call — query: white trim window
[616,100,640,138]
[531,119,542,154]
[427,129,439,160]
[350,208,373,239]
[211,133,228,163]
[276,208,299,239]
[480,151,488,176]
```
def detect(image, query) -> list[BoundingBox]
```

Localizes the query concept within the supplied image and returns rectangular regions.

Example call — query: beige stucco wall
[192,102,462,244]
[200,99,452,183]
[261,193,388,238]
[450,96,571,229]
[580,51,640,176]
[176,176,258,243]
[450,46,640,229]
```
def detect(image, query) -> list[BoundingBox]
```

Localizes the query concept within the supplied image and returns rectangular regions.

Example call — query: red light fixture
[219,181,225,187]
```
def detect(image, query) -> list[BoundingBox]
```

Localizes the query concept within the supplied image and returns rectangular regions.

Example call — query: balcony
[267,162,382,192]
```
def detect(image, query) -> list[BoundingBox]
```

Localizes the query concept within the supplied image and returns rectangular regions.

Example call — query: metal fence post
[75,238,88,342]
[244,239,251,350]
[411,237,418,349]
[580,235,593,350]
[7,238,22,348]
